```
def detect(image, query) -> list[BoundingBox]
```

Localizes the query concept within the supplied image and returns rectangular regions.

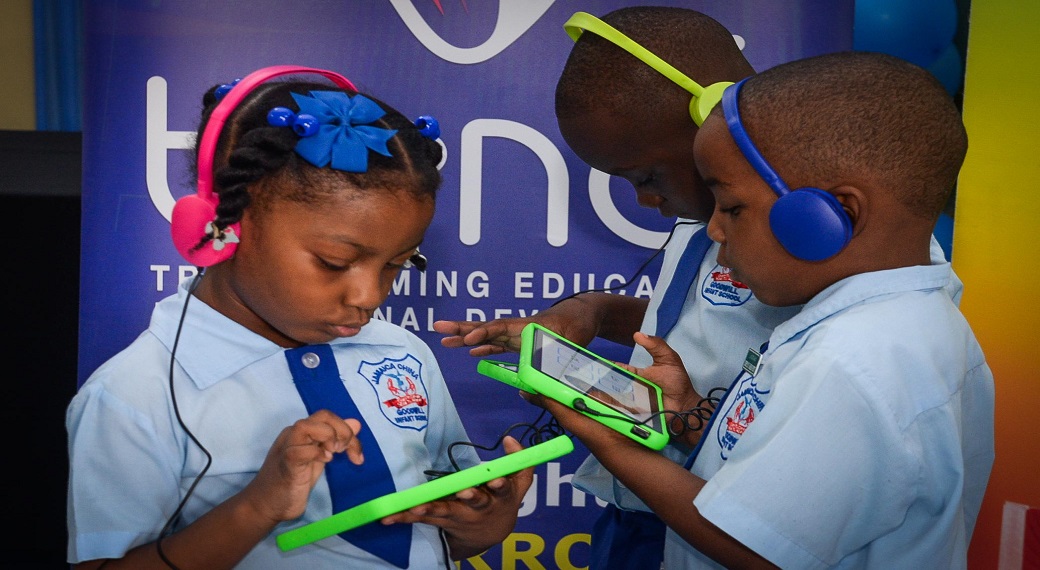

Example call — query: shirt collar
[149,278,407,390]
[769,262,952,351]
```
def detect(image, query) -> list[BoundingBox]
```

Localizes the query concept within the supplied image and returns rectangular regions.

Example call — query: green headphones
[563,11,733,126]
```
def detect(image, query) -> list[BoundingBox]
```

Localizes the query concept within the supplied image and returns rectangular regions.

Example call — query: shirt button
[302,352,320,369]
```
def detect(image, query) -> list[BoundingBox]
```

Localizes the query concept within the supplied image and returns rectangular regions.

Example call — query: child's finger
[293,410,365,464]
[614,361,638,373]
[339,418,365,465]
[381,498,457,525]
[453,486,493,509]
[484,436,533,494]
[317,413,364,464]
[632,332,685,367]
[277,425,336,465]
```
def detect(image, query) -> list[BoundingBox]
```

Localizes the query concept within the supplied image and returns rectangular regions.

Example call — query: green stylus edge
[276,434,574,551]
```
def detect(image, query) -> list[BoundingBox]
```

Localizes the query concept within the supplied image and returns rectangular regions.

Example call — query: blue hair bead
[414,115,440,140]
[292,114,319,137]
[267,107,296,127]
[214,78,241,101]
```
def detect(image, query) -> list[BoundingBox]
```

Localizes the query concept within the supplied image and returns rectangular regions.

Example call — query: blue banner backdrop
[79,1,852,567]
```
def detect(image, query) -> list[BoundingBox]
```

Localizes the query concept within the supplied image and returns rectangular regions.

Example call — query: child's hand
[378,436,535,559]
[243,410,364,525]
[433,297,601,357]
[623,332,703,413]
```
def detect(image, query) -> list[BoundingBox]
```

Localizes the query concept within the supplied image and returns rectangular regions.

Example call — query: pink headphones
[170,65,358,267]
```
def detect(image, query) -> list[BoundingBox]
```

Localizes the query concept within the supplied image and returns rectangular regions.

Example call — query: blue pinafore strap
[286,344,411,568]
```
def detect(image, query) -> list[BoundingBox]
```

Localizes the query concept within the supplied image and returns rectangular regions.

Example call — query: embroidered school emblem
[701,264,753,306]
[715,374,769,460]
[358,354,429,431]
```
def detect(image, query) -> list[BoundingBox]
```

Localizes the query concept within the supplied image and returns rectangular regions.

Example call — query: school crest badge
[701,264,753,306]
[716,374,769,460]
[358,354,430,431]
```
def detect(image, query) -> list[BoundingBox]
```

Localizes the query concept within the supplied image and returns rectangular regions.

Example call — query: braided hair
[189,79,442,252]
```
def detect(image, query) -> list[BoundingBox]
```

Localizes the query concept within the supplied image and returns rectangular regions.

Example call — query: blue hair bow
[290,91,397,173]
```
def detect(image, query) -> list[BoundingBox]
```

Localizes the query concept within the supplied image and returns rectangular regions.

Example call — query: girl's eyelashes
[315,250,359,271]
[386,251,418,270]
[317,257,350,271]
[317,253,414,272]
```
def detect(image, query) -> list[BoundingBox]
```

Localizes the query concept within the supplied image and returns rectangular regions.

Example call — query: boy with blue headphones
[527,50,994,568]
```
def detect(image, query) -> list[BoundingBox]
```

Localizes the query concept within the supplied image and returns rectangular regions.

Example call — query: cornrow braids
[190,79,443,252]
[338,91,443,199]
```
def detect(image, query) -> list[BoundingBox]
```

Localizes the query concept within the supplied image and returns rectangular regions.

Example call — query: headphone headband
[196,65,357,201]
[173,65,357,267]
[720,78,853,261]
[721,78,791,197]
[563,11,731,125]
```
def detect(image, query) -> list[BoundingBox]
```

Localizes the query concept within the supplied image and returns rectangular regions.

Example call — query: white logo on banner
[146,77,668,249]
[146,76,194,224]
[389,0,556,64]
[459,119,569,247]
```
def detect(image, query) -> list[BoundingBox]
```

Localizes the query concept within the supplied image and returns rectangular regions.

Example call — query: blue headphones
[721,79,852,261]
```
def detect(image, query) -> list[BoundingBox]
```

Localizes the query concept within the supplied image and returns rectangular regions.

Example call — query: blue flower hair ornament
[268,91,397,173]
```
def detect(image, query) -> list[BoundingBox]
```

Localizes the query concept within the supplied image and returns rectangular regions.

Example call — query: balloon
[927,43,965,96]
[854,0,958,68]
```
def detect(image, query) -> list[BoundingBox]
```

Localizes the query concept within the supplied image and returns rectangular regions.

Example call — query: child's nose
[706,212,725,244]
[345,267,387,311]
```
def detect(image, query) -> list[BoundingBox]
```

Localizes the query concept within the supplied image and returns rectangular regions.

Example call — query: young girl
[66,66,530,569]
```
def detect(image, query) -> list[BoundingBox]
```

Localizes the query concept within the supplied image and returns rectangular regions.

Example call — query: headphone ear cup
[768,188,852,261]
[170,195,239,267]
[689,81,733,126]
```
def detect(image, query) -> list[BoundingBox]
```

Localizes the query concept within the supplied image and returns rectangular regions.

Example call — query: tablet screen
[530,328,661,431]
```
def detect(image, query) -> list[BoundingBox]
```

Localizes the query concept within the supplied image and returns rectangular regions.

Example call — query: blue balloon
[854,0,958,68]
[927,43,965,96]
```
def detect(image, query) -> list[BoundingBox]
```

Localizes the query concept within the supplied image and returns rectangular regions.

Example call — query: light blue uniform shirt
[67,279,478,568]
[573,221,799,508]
[572,221,961,512]
[668,262,994,569]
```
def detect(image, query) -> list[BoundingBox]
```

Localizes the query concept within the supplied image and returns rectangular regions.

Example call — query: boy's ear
[830,185,867,233]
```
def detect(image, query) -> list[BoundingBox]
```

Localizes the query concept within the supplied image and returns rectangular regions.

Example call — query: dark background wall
[1,130,81,566]
[1,1,79,563]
